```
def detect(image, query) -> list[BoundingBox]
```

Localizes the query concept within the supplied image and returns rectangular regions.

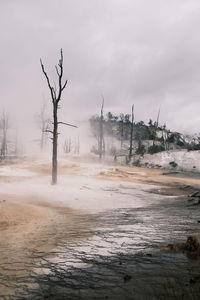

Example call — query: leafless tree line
[0,112,19,159]
[63,137,80,154]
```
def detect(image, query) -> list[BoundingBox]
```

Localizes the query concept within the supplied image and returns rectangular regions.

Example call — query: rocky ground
[0,156,200,299]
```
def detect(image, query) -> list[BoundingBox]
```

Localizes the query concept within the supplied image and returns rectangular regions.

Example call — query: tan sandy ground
[0,158,83,250]
[97,165,200,185]
[0,196,50,231]
[0,175,91,295]
[0,193,89,252]
[0,158,200,296]
[0,158,87,254]
[1,159,200,247]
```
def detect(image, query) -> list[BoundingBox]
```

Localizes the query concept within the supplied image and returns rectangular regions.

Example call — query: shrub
[148,144,165,154]
[135,144,146,156]
[187,143,200,151]
[169,161,178,168]
[133,159,140,166]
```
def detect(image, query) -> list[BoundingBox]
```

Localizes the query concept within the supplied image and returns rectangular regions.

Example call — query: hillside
[89,112,200,162]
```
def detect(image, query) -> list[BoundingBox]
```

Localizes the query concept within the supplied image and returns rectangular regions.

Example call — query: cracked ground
[0,157,200,299]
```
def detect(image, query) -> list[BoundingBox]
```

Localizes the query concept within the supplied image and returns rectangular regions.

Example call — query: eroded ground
[0,157,200,299]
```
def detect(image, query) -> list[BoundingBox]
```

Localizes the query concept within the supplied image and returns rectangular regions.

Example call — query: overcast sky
[1,0,200,134]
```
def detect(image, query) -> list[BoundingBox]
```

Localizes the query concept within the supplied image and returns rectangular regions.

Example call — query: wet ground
[0,158,200,299]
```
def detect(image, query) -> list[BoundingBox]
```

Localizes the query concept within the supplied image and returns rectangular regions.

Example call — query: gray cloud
[0,0,200,133]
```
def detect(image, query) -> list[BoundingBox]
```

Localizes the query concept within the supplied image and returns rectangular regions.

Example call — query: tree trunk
[99,117,103,160]
[153,107,160,146]
[120,121,124,151]
[41,125,44,151]
[52,103,58,185]
[99,97,104,160]
[40,49,77,185]
[128,105,134,162]
[0,113,8,158]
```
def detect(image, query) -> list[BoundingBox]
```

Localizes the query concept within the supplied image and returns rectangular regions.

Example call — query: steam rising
[0,0,200,155]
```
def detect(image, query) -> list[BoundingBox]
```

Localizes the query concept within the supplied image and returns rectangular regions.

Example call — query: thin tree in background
[119,113,125,151]
[74,136,80,154]
[156,107,160,128]
[99,95,105,160]
[40,49,77,185]
[0,112,8,158]
[153,107,160,146]
[38,102,51,151]
[63,137,72,153]
[128,104,134,162]
[14,128,18,156]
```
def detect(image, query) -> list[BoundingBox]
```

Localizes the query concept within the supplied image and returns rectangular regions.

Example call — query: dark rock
[169,161,178,168]
[192,199,200,206]
[123,274,132,283]
[185,236,200,252]
[161,236,200,258]
[189,191,200,198]
[183,185,192,189]
[189,278,196,285]
[188,197,196,202]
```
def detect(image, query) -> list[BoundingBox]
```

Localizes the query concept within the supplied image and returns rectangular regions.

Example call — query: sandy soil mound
[0,197,50,229]
[0,194,57,251]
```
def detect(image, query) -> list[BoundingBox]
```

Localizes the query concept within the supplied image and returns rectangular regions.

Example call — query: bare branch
[57,121,77,128]
[40,58,56,103]
[59,48,63,67]
[61,80,68,91]
[55,66,60,76]
[101,94,104,116]
[43,130,53,134]
[56,49,68,102]
[52,89,56,102]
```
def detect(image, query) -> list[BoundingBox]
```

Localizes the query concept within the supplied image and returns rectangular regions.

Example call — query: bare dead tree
[153,107,160,146]
[63,137,72,153]
[40,49,77,184]
[38,102,51,151]
[156,107,160,128]
[74,136,80,154]
[0,112,8,158]
[128,104,134,162]
[99,95,105,160]
[165,127,171,151]
[14,128,18,156]
[63,136,80,154]
[119,113,125,151]
[77,136,80,154]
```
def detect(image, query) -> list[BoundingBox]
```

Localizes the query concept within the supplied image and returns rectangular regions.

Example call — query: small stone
[189,278,196,285]
[185,236,200,252]
[124,274,132,282]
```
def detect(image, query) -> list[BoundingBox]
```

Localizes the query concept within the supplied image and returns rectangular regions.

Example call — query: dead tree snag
[128,104,134,162]
[40,49,76,185]
[99,96,105,160]
[0,112,8,159]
